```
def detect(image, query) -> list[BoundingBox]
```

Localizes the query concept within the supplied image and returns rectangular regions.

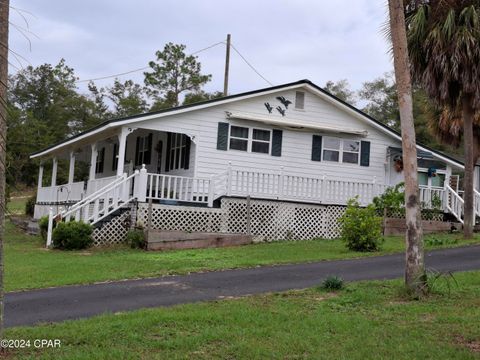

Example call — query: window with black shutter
[166,133,191,171]
[95,147,105,174]
[112,143,118,171]
[134,133,153,166]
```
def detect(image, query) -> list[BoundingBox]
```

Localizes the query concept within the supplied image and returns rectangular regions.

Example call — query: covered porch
[33,124,198,217]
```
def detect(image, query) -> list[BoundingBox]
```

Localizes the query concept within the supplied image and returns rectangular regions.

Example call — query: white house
[30,80,480,244]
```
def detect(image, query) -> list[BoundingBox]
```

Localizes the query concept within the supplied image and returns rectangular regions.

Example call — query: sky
[9,0,394,97]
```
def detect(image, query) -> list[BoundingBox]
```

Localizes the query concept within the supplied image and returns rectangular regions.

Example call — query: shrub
[424,235,458,247]
[338,197,383,252]
[372,182,405,215]
[39,216,50,242]
[127,229,146,249]
[320,276,344,291]
[25,195,36,217]
[52,221,93,250]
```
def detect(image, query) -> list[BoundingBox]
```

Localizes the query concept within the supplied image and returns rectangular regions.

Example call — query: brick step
[146,230,252,251]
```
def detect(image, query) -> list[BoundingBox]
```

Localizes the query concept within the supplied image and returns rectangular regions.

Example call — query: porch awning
[225,111,368,136]
[388,146,434,159]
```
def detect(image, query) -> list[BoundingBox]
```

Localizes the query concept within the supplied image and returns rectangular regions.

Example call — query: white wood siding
[133,89,402,185]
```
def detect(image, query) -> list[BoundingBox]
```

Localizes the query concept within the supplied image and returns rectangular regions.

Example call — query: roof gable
[30,79,465,169]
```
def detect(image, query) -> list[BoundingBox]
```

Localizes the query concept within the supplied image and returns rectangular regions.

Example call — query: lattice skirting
[137,203,224,233]
[135,198,346,241]
[92,209,132,246]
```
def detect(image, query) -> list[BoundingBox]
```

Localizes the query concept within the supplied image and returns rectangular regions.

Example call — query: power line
[230,43,273,86]
[75,41,225,84]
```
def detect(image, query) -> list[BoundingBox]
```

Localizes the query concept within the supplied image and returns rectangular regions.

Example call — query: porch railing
[86,175,120,196]
[226,168,388,206]
[37,181,85,203]
[146,173,213,205]
[445,184,464,224]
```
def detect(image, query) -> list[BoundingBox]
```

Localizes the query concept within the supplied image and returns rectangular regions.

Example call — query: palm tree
[406,0,480,238]
[388,0,426,295]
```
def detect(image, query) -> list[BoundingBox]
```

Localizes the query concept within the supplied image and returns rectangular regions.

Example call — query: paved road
[6,245,480,328]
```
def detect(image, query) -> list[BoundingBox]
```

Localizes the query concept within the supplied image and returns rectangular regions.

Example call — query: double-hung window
[229,126,249,151]
[252,129,270,154]
[342,140,360,164]
[322,136,360,164]
[229,126,271,154]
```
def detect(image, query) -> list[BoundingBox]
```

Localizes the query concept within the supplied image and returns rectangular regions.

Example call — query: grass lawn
[5,272,480,359]
[6,196,29,216]
[6,219,480,292]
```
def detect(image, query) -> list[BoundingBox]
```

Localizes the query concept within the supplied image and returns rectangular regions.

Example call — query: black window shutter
[165,133,172,172]
[112,143,118,171]
[217,122,229,150]
[311,135,322,161]
[183,136,191,169]
[134,136,141,166]
[144,133,153,165]
[96,147,105,173]
[360,141,370,167]
[271,129,283,157]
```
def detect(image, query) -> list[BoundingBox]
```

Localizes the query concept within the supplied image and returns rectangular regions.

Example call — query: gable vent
[295,91,305,110]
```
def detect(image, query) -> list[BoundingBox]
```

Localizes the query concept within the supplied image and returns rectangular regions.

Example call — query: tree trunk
[0,0,8,339]
[462,95,475,239]
[388,0,425,295]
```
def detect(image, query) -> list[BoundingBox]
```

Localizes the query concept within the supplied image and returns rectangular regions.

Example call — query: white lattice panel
[221,198,344,240]
[92,209,132,246]
[137,203,224,233]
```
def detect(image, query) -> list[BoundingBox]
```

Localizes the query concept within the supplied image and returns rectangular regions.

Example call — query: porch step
[92,205,131,229]
[146,230,252,251]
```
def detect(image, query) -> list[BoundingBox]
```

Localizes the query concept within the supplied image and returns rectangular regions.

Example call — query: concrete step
[146,230,252,251]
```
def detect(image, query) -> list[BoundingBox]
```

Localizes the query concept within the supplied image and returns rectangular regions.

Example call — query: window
[323,137,340,162]
[167,133,189,171]
[252,129,270,154]
[418,171,446,188]
[229,126,248,151]
[295,91,305,110]
[228,126,272,154]
[322,137,360,164]
[342,139,360,164]
[95,147,105,174]
[135,134,152,166]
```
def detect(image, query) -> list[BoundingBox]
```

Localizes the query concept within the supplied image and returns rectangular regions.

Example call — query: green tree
[359,73,449,152]
[7,60,105,185]
[359,73,399,129]
[99,79,149,118]
[323,79,356,104]
[144,43,212,108]
[183,90,224,105]
[406,0,480,238]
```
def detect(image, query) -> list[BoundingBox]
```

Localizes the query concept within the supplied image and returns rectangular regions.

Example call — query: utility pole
[223,34,231,96]
[0,0,9,340]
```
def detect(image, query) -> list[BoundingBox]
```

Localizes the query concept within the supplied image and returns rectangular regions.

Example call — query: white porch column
[89,143,98,181]
[116,127,129,177]
[68,151,76,184]
[37,162,44,191]
[51,157,58,187]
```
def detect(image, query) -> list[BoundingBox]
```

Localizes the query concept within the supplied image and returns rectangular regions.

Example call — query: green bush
[127,229,146,249]
[320,276,344,291]
[25,195,36,217]
[338,197,383,252]
[39,216,50,242]
[52,221,93,250]
[372,182,405,214]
